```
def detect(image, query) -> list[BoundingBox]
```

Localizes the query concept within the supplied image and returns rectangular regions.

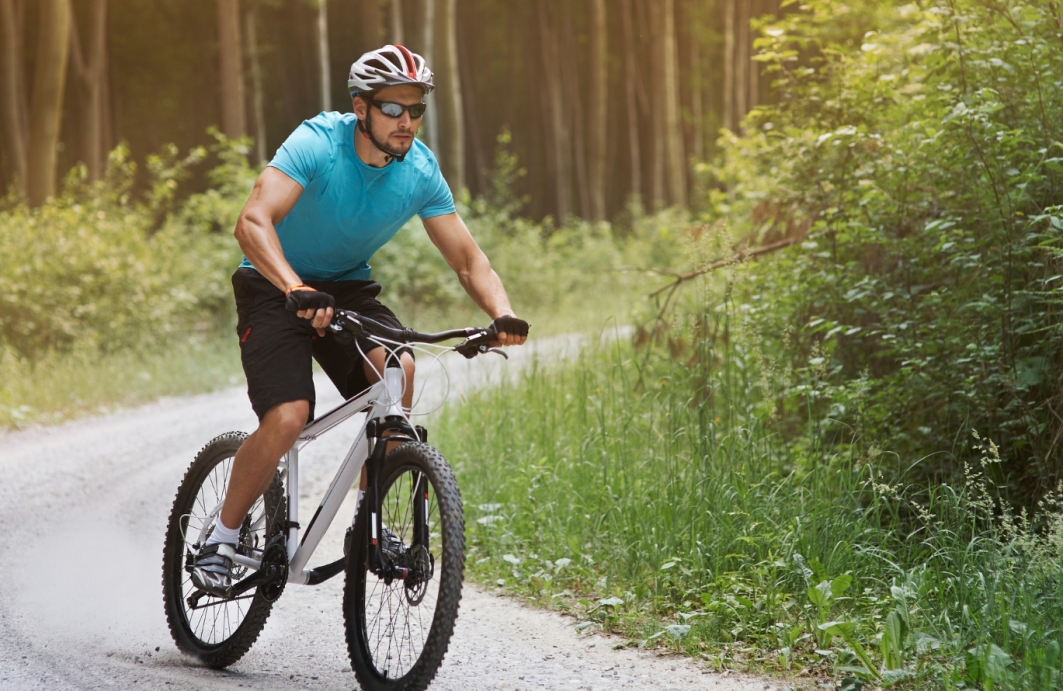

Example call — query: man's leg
[191,399,310,597]
[219,399,309,531]
[194,269,316,596]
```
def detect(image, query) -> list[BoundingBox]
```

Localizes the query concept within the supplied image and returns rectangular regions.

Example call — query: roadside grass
[436,335,1063,690]
[0,333,244,429]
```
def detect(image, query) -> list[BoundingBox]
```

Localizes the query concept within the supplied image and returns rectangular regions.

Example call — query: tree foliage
[699,0,1063,500]
[0,136,253,359]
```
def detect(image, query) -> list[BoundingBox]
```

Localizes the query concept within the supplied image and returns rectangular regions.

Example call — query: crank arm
[230,563,285,597]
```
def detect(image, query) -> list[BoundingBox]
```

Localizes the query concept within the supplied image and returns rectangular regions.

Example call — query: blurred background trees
[0,0,777,217]
[4,0,1061,510]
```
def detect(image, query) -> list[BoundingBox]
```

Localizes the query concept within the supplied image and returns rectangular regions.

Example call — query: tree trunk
[246,3,267,165]
[362,0,383,49]
[661,0,685,207]
[99,25,112,160]
[0,0,28,190]
[735,0,749,128]
[645,0,665,209]
[688,0,704,161]
[457,20,486,195]
[389,0,404,44]
[586,0,607,221]
[561,4,589,219]
[406,0,423,52]
[317,0,332,111]
[68,0,109,181]
[536,0,570,221]
[749,0,761,110]
[27,0,71,206]
[434,0,464,192]
[722,0,734,132]
[217,0,246,139]
[420,0,438,150]
[619,0,641,206]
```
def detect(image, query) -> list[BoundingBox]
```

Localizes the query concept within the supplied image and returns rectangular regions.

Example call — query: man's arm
[421,212,528,346]
[235,167,333,332]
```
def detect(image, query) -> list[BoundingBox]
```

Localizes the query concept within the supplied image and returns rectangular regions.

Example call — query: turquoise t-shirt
[239,111,456,282]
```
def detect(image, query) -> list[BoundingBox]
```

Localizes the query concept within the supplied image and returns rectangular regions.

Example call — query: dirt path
[0,339,781,691]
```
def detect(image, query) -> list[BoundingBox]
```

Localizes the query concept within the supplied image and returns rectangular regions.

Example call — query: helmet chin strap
[357,111,407,163]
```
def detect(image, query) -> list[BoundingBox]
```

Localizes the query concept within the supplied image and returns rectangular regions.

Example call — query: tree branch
[647,235,802,298]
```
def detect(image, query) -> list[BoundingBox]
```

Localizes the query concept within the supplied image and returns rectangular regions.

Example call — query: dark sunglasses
[365,95,427,119]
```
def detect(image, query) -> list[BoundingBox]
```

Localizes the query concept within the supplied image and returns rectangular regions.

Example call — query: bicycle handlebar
[327,309,506,359]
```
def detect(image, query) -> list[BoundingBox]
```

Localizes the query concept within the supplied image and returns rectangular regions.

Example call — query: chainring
[259,534,289,602]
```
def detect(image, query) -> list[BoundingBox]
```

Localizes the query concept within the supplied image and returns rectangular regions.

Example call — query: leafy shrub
[696,0,1063,501]
[0,136,253,361]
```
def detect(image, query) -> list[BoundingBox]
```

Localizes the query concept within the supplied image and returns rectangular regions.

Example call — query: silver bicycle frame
[223,365,411,585]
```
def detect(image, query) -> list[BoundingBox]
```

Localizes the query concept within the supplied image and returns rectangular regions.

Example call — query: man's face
[354,84,425,156]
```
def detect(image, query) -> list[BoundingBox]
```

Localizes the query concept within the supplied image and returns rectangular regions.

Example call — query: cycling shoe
[190,542,236,598]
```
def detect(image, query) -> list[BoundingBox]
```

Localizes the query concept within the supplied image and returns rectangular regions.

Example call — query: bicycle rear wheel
[343,442,465,691]
[161,432,287,668]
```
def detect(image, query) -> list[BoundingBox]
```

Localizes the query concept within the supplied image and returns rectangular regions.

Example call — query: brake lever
[456,342,510,360]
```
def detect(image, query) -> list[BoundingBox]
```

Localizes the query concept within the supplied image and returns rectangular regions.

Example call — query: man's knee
[261,400,309,440]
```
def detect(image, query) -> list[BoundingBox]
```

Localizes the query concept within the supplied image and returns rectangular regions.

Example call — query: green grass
[0,333,244,429]
[435,335,1063,690]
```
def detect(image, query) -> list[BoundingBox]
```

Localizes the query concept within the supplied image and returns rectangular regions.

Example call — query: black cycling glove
[285,286,336,313]
[488,315,530,340]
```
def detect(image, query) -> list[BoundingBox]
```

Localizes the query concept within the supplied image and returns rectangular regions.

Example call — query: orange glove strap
[286,284,311,296]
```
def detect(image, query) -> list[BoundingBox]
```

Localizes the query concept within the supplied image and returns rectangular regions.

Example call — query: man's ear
[352,95,366,120]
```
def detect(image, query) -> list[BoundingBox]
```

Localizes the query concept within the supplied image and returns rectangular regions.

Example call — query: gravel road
[0,337,781,691]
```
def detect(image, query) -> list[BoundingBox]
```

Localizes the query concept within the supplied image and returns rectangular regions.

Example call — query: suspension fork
[364,427,389,576]
[364,354,433,579]
[413,471,429,549]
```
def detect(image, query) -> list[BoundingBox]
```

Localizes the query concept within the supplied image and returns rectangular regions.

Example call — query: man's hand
[488,315,529,347]
[285,286,335,337]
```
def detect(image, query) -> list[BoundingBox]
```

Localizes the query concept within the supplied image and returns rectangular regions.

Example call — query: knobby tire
[343,442,465,691]
[161,432,287,668]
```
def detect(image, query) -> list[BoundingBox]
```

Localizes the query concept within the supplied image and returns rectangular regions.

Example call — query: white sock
[205,516,241,547]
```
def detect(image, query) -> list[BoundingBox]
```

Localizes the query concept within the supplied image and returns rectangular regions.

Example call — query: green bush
[697,0,1063,501]
[0,127,681,424]
[372,131,684,332]
[0,136,252,361]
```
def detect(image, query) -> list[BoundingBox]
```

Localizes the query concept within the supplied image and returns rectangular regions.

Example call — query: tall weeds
[439,320,1063,688]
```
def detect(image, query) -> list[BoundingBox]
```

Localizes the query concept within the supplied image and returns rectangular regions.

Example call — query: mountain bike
[161,309,507,691]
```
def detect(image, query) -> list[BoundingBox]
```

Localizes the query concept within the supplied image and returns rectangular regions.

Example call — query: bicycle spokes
[358,464,443,680]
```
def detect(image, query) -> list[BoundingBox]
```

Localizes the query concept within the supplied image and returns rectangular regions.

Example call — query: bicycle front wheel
[161,432,287,668]
[343,442,465,691]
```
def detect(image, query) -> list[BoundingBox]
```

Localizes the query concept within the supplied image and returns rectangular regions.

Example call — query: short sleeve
[267,117,332,188]
[417,161,456,220]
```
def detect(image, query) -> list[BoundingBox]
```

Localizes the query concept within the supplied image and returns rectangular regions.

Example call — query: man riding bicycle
[191,45,529,597]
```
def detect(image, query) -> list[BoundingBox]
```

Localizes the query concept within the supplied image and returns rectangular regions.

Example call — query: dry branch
[647,235,802,298]
[623,235,803,321]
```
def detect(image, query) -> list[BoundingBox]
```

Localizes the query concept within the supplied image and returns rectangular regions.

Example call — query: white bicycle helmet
[348,45,435,98]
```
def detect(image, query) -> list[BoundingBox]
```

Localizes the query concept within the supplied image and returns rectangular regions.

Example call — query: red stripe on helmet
[394,45,418,79]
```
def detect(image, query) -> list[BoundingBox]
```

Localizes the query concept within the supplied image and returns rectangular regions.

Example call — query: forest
[3,0,1063,689]
[0,0,775,218]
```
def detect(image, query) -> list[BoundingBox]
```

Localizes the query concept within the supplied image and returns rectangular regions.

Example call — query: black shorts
[232,267,410,421]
